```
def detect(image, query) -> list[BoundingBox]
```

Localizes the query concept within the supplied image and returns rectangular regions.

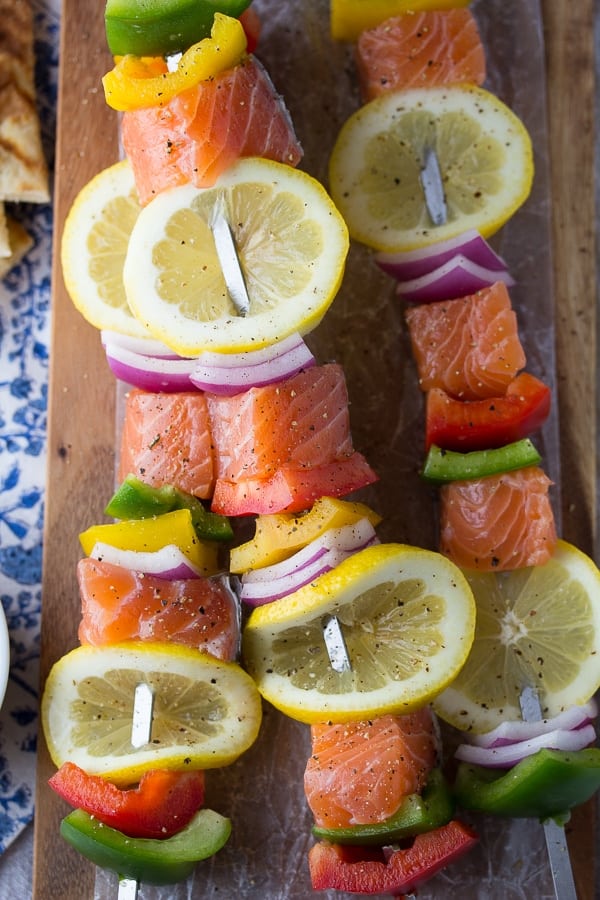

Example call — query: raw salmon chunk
[405,282,526,400]
[207,363,378,515]
[304,710,438,829]
[356,9,486,101]
[207,364,356,482]
[119,390,215,499]
[211,455,378,516]
[439,466,557,571]
[122,55,303,206]
[77,558,240,660]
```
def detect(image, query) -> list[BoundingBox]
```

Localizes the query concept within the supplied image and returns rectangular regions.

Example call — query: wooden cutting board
[32,1,597,898]
[542,2,597,893]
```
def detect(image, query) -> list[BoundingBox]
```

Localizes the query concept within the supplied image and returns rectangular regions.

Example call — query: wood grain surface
[541,1,597,897]
[32,4,118,898]
[32,1,597,897]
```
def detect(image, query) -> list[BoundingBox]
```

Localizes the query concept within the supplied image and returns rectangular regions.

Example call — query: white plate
[0,606,8,710]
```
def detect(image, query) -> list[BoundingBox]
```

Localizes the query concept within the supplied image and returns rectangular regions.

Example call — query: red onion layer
[455,724,597,768]
[375,229,510,281]
[240,518,378,606]
[88,541,205,580]
[190,333,315,395]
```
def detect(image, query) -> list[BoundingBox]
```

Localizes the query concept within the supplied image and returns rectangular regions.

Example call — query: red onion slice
[88,541,204,580]
[394,258,515,304]
[101,330,179,359]
[190,333,315,395]
[241,547,357,605]
[242,519,378,585]
[455,723,597,768]
[102,335,198,392]
[375,229,509,281]
[240,518,379,605]
[470,699,598,748]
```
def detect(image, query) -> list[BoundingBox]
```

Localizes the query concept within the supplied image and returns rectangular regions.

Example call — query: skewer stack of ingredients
[320,1,600,894]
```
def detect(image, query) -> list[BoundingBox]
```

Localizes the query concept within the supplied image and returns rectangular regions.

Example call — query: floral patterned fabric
[0,0,59,852]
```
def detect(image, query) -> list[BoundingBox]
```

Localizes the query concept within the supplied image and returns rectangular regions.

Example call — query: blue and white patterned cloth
[0,0,59,853]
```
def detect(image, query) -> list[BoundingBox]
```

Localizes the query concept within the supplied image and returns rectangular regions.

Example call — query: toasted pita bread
[0,0,35,76]
[0,0,49,203]
[0,213,33,277]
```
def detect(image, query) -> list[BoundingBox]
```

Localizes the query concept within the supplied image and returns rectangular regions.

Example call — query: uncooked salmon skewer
[417,144,575,900]
[419,134,576,900]
[356,31,576,894]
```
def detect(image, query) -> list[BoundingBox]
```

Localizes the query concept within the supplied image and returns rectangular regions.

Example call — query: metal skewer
[130,683,154,749]
[519,685,578,900]
[116,682,155,900]
[419,147,447,227]
[209,194,251,316]
[323,615,352,673]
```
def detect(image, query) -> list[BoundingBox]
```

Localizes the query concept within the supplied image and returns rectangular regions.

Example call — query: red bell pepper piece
[240,7,262,53]
[49,763,205,840]
[308,820,479,895]
[425,372,551,452]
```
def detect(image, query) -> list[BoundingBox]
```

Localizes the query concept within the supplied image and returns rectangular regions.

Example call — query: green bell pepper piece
[421,439,541,484]
[105,475,234,542]
[454,748,600,820]
[60,807,231,885]
[311,769,455,846]
[105,0,252,57]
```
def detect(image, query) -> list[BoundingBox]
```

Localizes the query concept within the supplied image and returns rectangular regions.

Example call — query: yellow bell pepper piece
[229,497,382,573]
[102,13,247,112]
[79,509,218,574]
[331,0,471,42]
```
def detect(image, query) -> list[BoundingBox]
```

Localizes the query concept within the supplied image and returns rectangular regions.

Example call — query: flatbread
[0,0,49,203]
[0,213,33,277]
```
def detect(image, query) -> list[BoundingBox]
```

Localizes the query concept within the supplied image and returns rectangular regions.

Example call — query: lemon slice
[329,85,534,252]
[433,540,600,734]
[122,157,349,355]
[242,543,475,724]
[61,160,147,337]
[41,642,262,785]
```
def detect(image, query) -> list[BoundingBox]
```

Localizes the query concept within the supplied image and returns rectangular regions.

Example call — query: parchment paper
[96,0,563,896]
